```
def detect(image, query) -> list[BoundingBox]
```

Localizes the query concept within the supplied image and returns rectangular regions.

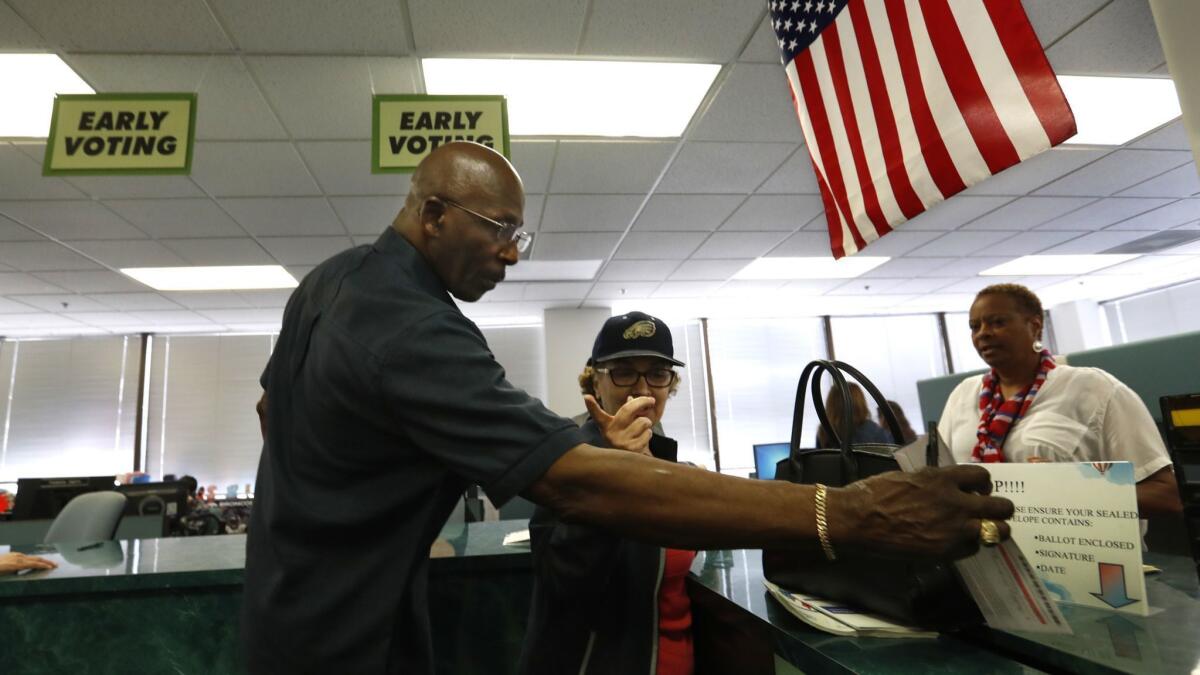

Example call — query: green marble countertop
[0,519,531,599]
[688,548,1046,675]
[966,552,1200,675]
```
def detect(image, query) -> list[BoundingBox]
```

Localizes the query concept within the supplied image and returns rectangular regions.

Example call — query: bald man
[244,142,1014,675]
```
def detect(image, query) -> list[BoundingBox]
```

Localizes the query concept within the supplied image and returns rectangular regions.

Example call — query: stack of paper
[502,529,531,546]
[763,580,937,638]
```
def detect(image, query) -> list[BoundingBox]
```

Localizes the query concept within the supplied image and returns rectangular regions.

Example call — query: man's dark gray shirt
[243,227,585,675]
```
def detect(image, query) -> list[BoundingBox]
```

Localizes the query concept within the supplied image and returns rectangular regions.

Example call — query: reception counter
[1,521,1197,674]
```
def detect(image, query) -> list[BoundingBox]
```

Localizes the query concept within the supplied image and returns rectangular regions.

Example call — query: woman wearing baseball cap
[518,311,696,675]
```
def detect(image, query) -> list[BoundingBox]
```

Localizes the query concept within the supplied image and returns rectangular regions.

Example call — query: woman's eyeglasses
[595,367,677,388]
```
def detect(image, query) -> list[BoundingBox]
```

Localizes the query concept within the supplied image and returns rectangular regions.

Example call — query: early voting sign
[372,95,509,173]
[43,93,196,175]
[985,462,1149,616]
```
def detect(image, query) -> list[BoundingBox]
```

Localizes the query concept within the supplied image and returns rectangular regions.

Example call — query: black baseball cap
[589,311,685,367]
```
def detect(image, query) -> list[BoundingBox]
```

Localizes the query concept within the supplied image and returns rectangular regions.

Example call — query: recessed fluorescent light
[0,54,93,138]
[978,255,1138,276]
[506,259,602,281]
[422,58,720,137]
[732,257,890,280]
[121,266,298,291]
[1058,75,1181,145]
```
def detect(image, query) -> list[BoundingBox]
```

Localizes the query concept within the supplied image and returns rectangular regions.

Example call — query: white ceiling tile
[1044,0,1164,76]
[65,55,287,141]
[65,175,204,200]
[532,232,621,260]
[713,280,791,297]
[653,281,723,298]
[211,0,412,53]
[756,147,820,194]
[220,197,344,236]
[692,231,785,259]
[67,239,188,268]
[886,277,960,294]
[1105,199,1200,230]
[0,214,41,241]
[721,195,824,231]
[905,231,1015,257]
[899,196,1012,231]
[237,289,295,309]
[580,0,759,61]
[990,231,1081,256]
[248,57,419,139]
[598,260,677,282]
[587,282,660,300]
[0,2,46,49]
[550,142,675,193]
[1016,275,1078,290]
[0,242,101,272]
[826,278,914,296]
[286,266,316,282]
[8,294,109,313]
[860,257,955,279]
[964,148,1109,196]
[522,195,545,233]
[257,237,353,265]
[634,195,742,232]
[658,142,794,194]
[768,231,831,257]
[857,230,945,257]
[0,297,38,313]
[510,142,556,195]
[777,279,850,294]
[88,292,181,311]
[160,238,274,266]
[613,231,708,260]
[8,0,232,52]
[296,141,412,196]
[522,283,591,301]
[690,64,804,143]
[30,270,141,293]
[411,0,586,53]
[961,196,1095,230]
[937,277,1025,296]
[162,291,251,310]
[668,259,752,281]
[0,201,146,240]
[739,16,781,63]
[1035,150,1192,196]
[191,142,321,197]
[197,308,284,325]
[329,196,403,235]
[0,313,88,331]
[1116,164,1200,198]
[0,145,86,200]
[125,310,215,326]
[474,282,525,303]
[1130,119,1191,150]
[59,312,136,327]
[1022,0,1109,45]
[541,195,642,232]
[103,198,247,239]
[1041,230,1150,254]
[1034,197,1173,231]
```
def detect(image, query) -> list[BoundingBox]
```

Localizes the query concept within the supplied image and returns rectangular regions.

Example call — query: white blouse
[937,365,1172,481]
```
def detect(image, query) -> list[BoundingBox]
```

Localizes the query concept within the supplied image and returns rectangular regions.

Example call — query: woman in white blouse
[937,283,1182,517]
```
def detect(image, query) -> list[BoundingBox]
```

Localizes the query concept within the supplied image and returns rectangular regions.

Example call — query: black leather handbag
[761,359,982,630]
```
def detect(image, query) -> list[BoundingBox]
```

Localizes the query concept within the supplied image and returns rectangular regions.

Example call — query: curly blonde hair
[578,362,681,399]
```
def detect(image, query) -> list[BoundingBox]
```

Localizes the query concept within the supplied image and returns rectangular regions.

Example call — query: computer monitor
[11,476,117,520]
[752,443,791,481]
[115,481,190,518]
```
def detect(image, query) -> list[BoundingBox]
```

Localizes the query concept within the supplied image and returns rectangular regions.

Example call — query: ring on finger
[979,519,1001,547]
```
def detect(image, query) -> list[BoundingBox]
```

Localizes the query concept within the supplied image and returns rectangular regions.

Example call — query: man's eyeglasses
[595,367,677,388]
[442,198,533,253]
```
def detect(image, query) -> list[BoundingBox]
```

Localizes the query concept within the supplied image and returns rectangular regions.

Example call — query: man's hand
[831,465,1015,560]
[0,552,57,575]
[584,395,654,456]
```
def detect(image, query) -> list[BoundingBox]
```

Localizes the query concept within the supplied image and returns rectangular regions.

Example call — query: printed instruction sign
[372,95,509,173]
[985,462,1149,616]
[44,93,196,175]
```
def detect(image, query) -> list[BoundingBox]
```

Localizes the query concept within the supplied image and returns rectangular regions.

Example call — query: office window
[830,315,947,432]
[1105,280,1200,344]
[706,318,828,475]
[0,337,138,482]
[944,312,987,374]
[481,325,547,403]
[661,320,714,469]
[145,335,274,491]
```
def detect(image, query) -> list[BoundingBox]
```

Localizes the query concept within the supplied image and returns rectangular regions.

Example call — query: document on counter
[955,540,1072,634]
[502,529,531,546]
[763,580,937,638]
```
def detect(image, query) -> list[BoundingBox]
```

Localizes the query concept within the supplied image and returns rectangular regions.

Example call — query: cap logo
[622,320,656,340]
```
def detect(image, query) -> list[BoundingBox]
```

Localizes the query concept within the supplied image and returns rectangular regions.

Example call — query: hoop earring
[1032,340,1044,353]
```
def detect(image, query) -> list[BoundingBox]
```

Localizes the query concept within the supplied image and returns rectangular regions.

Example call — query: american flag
[770,0,1076,258]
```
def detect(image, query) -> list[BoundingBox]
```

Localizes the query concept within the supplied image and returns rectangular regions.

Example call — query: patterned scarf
[971,349,1056,463]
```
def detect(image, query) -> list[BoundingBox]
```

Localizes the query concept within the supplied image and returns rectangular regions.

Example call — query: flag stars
[791,0,802,11]
[784,18,793,31]
[788,38,798,50]
[804,0,813,11]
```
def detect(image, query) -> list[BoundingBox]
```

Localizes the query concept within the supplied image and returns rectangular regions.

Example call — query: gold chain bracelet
[815,483,837,561]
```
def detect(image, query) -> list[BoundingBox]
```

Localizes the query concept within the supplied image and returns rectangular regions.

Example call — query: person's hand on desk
[585,394,655,457]
[833,465,1015,560]
[0,552,57,575]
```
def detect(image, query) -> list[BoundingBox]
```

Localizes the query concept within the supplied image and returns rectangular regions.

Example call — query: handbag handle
[827,360,906,445]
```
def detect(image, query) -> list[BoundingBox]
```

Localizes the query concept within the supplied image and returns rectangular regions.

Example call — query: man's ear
[419,197,447,238]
